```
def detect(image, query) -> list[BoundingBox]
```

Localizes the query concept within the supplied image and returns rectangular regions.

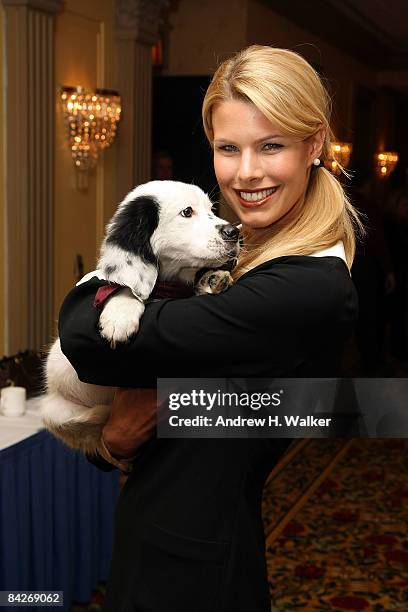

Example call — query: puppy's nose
[218,224,240,242]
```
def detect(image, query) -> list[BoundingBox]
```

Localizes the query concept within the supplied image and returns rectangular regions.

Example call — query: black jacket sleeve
[59,256,357,385]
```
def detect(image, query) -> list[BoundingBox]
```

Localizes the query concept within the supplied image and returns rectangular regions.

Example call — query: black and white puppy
[41,180,239,454]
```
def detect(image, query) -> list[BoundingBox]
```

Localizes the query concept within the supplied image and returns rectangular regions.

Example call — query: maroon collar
[152,279,195,299]
[93,279,194,308]
[93,283,122,308]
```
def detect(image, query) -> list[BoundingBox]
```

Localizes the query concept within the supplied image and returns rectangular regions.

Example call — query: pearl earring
[313,158,321,166]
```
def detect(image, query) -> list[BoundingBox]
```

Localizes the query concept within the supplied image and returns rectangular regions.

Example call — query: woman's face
[212,100,324,229]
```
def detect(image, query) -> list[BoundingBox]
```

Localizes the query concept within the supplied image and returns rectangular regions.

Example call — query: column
[1,0,63,353]
[115,0,169,200]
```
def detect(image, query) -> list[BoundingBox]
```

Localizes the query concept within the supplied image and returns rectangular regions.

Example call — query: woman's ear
[308,127,326,163]
[98,195,160,301]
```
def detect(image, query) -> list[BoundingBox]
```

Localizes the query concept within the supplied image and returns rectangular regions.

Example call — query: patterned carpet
[263,439,408,611]
[71,439,408,611]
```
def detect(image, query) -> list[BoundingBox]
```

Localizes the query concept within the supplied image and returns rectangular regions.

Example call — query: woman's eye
[262,143,283,151]
[218,144,239,153]
[180,206,193,218]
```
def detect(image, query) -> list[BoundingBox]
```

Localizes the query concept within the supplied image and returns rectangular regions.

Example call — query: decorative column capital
[1,0,64,14]
[115,0,169,45]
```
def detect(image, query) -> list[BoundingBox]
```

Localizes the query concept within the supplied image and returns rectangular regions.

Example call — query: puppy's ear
[98,196,159,301]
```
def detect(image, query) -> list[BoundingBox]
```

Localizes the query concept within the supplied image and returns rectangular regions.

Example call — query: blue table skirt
[0,430,120,611]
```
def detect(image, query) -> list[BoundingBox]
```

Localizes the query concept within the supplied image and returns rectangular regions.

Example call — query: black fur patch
[105,264,117,274]
[126,259,133,266]
[106,196,159,265]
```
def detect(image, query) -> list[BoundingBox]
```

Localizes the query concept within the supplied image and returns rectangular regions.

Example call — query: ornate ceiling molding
[115,0,169,44]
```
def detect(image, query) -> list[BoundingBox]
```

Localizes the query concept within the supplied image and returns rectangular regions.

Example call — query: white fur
[98,244,158,302]
[41,181,239,455]
[99,288,145,346]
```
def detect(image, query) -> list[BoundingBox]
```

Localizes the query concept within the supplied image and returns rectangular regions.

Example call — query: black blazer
[59,255,357,612]
[60,255,356,383]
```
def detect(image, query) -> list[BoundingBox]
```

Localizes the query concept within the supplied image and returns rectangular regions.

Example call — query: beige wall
[162,0,376,142]
[246,0,376,141]
[0,6,5,356]
[162,0,248,76]
[53,0,118,330]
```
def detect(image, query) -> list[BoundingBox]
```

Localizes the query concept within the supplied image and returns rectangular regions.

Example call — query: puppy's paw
[195,270,234,295]
[99,288,145,348]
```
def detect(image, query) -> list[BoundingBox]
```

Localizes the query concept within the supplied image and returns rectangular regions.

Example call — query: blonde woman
[59,46,360,611]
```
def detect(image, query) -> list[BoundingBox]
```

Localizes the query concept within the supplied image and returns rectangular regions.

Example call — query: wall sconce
[60,86,121,174]
[326,142,353,175]
[375,151,399,179]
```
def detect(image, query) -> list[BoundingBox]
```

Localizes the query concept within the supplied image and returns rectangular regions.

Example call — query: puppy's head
[98,180,240,298]
[146,181,239,281]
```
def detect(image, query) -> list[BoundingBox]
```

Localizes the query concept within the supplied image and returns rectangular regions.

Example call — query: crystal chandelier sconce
[375,151,399,179]
[326,142,353,175]
[60,86,121,172]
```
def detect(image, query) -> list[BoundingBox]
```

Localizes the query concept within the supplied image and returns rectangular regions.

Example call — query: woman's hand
[102,388,157,459]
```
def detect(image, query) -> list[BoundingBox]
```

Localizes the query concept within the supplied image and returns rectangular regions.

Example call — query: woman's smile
[235,186,281,207]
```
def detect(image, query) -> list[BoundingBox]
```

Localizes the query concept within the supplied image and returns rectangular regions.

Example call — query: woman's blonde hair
[202,45,363,278]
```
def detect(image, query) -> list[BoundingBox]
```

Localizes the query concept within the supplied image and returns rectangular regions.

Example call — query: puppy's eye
[180,206,193,218]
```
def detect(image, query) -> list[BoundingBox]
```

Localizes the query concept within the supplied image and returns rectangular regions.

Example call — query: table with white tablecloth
[0,397,119,611]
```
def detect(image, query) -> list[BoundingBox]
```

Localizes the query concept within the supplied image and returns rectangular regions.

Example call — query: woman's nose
[237,152,264,182]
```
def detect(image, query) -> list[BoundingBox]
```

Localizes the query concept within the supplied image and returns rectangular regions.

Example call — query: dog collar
[152,280,195,299]
[93,279,195,308]
[93,283,122,308]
